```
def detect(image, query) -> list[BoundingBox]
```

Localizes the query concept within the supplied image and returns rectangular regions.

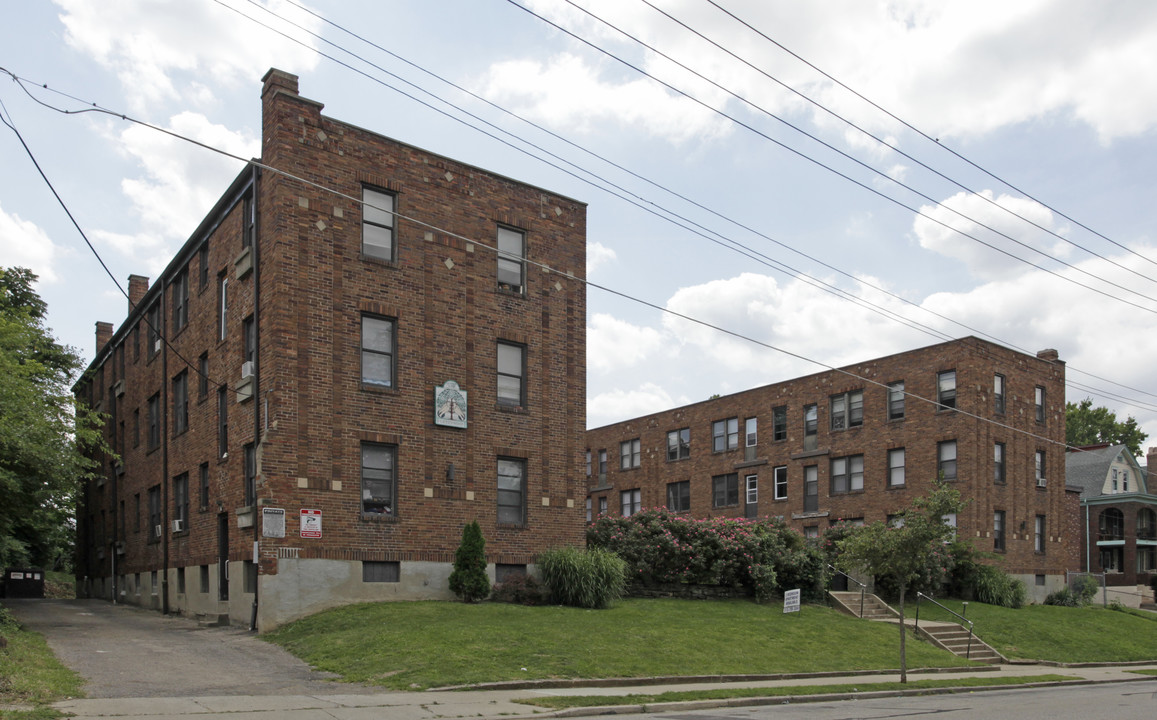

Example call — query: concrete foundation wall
[1012,573,1066,605]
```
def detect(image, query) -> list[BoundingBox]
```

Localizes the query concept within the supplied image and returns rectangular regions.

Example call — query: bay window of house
[887,381,905,420]
[496,341,525,407]
[172,371,188,436]
[773,405,787,441]
[712,473,739,507]
[994,442,1006,484]
[620,438,641,470]
[1034,515,1045,553]
[830,455,863,494]
[361,443,396,517]
[888,448,905,487]
[773,465,787,501]
[173,473,188,530]
[621,489,641,517]
[712,417,739,452]
[361,186,395,261]
[667,427,690,461]
[937,370,956,410]
[1035,450,1047,486]
[217,386,228,458]
[243,442,256,507]
[172,269,189,331]
[147,393,161,450]
[938,440,957,481]
[496,225,526,293]
[830,390,863,430]
[666,480,690,511]
[1035,386,1045,423]
[361,315,395,387]
[497,457,526,525]
[994,374,1005,414]
[993,510,1006,552]
[804,466,818,512]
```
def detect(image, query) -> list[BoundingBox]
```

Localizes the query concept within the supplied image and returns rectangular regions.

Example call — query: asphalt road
[3,598,376,698]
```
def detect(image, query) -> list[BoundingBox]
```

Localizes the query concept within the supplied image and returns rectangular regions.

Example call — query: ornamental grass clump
[538,545,627,609]
[972,564,1027,609]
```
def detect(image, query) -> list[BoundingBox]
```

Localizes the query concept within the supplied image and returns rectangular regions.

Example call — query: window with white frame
[803,404,817,437]
[496,225,525,293]
[1035,386,1045,423]
[773,465,787,501]
[496,342,525,406]
[1035,515,1046,553]
[361,315,395,387]
[747,473,759,504]
[585,497,592,523]
[830,455,864,494]
[1035,450,1047,486]
[362,186,395,261]
[994,374,1005,414]
[745,417,758,447]
[888,448,905,487]
[361,443,396,516]
[621,489,641,517]
[620,438,641,470]
[994,442,1006,484]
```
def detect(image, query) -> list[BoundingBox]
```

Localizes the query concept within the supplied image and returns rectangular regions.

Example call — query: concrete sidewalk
[49,662,1157,719]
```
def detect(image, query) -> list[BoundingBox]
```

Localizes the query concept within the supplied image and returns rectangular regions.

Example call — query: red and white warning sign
[299,509,322,538]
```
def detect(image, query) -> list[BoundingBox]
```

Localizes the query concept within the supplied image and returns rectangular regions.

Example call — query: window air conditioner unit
[1037,478,1047,488]
[172,519,184,532]
[241,360,255,379]
[154,524,163,538]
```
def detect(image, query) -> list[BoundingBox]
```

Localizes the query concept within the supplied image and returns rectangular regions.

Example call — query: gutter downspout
[1085,503,1090,573]
[161,283,170,616]
[250,165,262,632]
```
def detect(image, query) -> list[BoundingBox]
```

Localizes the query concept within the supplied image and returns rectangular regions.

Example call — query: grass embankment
[0,606,83,720]
[265,598,973,690]
[516,674,1078,709]
[910,598,1157,663]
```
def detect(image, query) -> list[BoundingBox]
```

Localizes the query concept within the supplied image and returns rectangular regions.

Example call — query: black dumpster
[2,568,46,598]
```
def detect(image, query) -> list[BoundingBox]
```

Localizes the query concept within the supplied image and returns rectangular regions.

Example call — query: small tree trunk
[898,584,907,684]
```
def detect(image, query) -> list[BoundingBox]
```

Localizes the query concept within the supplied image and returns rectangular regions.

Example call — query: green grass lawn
[908,598,1157,663]
[264,598,974,690]
[0,605,83,720]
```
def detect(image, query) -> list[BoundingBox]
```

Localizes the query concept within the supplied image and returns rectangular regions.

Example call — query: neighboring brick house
[1067,444,1156,591]
[73,69,588,630]
[586,337,1077,601]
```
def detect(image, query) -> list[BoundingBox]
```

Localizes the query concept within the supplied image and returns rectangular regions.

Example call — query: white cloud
[913,190,1069,281]
[588,382,677,429]
[587,313,663,372]
[0,204,66,283]
[55,0,321,113]
[587,241,617,274]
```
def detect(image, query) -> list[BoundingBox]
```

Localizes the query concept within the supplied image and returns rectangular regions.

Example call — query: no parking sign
[300,509,322,538]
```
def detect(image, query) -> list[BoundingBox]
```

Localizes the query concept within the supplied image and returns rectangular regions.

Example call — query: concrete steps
[829,591,897,620]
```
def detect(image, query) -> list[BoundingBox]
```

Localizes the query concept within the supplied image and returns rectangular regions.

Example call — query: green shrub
[538,545,627,609]
[972,564,1026,608]
[490,574,551,605]
[1073,575,1100,603]
[1044,587,1078,606]
[448,520,490,603]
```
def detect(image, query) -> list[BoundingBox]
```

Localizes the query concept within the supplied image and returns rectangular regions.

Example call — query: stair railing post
[859,585,864,618]
[914,592,921,635]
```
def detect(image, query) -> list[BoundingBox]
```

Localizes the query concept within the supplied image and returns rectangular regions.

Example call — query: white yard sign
[783,588,801,614]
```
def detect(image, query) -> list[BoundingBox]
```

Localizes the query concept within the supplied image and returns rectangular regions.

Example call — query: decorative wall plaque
[434,380,468,428]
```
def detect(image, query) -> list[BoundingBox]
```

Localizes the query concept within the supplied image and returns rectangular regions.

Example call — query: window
[804,466,818,512]
[804,526,819,539]
[495,564,526,583]
[243,315,256,365]
[198,353,209,398]
[199,462,209,509]
[177,567,186,595]
[133,408,140,448]
[745,417,758,447]
[217,386,228,458]
[621,489,641,517]
[497,225,526,293]
[361,443,395,516]
[747,473,760,504]
[943,513,957,539]
[994,442,1006,484]
[598,496,607,515]
[243,561,257,594]
[173,473,188,529]
[773,466,787,501]
[994,374,1005,414]
[148,485,161,540]
[938,440,957,481]
[887,381,905,420]
[146,302,161,358]
[241,193,255,250]
[147,393,161,450]
[1139,509,1156,541]
[496,342,525,406]
[993,510,1006,552]
[217,275,228,342]
[1035,386,1045,423]
[361,316,395,387]
[773,405,787,441]
[199,242,210,288]
[937,370,956,410]
[1139,545,1156,573]
[172,371,188,436]
[132,325,140,362]
[1099,508,1124,540]
[712,417,739,452]
[243,443,256,507]
[361,186,395,261]
[172,269,189,331]
[666,480,690,511]
[888,448,905,487]
[585,451,591,477]
[1035,450,1047,486]
[585,497,592,523]
[620,439,641,469]
[712,473,739,507]
[497,457,526,525]
[667,428,690,461]
[363,561,400,583]
[830,455,864,494]
[830,390,863,430]
[597,449,607,477]
[1035,515,1046,553]
[134,493,141,533]
[804,404,817,436]
[1112,469,1119,492]
[200,565,210,593]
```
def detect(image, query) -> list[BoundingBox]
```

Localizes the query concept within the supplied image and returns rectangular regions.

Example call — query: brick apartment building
[74,69,588,630]
[586,337,1078,602]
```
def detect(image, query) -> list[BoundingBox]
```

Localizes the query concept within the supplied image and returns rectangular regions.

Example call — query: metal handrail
[827,564,866,619]
[915,592,975,660]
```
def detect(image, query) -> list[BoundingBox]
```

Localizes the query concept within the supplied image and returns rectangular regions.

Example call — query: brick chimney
[128,274,149,313]
[1147,447,1157,478]
[1036,348,1059,361]
[95,321,113,355]
[262,68,299,100]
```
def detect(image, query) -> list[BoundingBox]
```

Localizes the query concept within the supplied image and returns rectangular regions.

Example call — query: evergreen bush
[448,520,490,602]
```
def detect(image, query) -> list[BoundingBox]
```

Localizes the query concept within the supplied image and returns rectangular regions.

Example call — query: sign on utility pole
[783,588,801,614]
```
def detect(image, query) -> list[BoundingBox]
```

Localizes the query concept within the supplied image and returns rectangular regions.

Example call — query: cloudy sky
[3,0,1157,448]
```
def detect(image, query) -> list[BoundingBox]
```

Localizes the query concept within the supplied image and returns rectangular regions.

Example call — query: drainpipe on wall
[1085,503,1090,574]
[250,164,261,633]
[161,283,170,616]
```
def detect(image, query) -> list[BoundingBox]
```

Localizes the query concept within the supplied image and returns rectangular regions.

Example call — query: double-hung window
[773,466,787,501]
[361,443,396,516]
[666,480,690,512]
[621,489,641,517]
[172,269,189,331]
[804,404,818,437]
[243,443,256,507]
[994,374,1005,414]
[173,473,188,529]
[496,341,525,406]
[217,275,228,342]
[1035,386,1045,423]
[1035,515,1046,553]
[147,393,161,450]
[148,486,161,540]
[497,457,526,525]
[1035,450,1047,486]
[666,428,690,461]
[217,386,228,458]
[712,417,739,452]
[361,315,395,387]
[497,225,525,293]
[146,302,161,358]
[938,440,957,481]
[620,438,641,469]
[172,371,188,436]
[830,390,863,430]
[362,187,396,261]
[745,417,758,447]
[994,442,1006,484]
[830,455,864,494]
[772,405,787,440]
[993,510,1006,552]
[712,473,739,507]
[888,448,905,487]
[938,370,956,410]
[887,381,905,420]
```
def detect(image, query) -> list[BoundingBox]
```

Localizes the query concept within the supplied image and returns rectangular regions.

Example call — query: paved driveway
[3,598,375,698]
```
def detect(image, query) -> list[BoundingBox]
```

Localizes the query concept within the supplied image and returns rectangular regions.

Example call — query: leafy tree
[1065,398,1147,457]
[448,520,490,602]
[837,482,963,683]
[0,267,106,570]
